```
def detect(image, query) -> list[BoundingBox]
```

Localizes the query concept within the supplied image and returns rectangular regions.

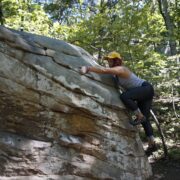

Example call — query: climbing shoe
[145,143,158,156]
[129,116,146,126]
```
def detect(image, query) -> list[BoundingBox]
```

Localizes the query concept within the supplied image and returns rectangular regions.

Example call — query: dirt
[142,138,180,180]
[149,157,180,180]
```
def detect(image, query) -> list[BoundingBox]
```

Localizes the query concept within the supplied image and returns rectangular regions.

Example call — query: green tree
[157,0,177,55]
[0,0,4,25]
[1,0,51,35]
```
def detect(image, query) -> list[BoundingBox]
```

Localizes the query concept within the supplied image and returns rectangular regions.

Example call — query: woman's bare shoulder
[112,66,130,72]
[112,66,131,77]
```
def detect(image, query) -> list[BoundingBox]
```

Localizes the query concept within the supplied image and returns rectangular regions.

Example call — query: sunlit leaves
[2,0,51,35]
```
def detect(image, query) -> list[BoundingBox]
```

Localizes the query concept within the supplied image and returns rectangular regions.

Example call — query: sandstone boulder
[0,26,152,180]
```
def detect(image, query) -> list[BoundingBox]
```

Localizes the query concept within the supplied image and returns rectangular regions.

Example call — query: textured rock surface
[0,26,152,180]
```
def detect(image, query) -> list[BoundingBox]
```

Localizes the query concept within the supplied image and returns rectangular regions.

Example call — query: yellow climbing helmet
[104,51,121,60]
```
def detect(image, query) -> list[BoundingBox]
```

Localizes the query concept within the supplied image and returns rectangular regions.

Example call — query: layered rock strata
[0,26,152,180]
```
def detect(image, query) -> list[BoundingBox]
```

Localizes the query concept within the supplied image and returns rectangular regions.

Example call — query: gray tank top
[116,73,145,90]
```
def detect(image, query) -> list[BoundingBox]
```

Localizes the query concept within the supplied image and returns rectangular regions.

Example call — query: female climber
[80,51,157,155]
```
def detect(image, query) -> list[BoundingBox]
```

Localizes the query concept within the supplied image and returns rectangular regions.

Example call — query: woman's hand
[80,66,90,74]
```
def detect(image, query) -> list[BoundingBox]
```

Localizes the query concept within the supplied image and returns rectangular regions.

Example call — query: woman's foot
[145,143,158,156]
[129,116,146,126]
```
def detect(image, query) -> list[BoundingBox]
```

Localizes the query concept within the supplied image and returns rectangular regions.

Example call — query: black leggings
[120,82,154,137]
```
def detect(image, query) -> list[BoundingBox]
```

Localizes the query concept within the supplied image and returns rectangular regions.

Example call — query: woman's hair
[111,58,123,66]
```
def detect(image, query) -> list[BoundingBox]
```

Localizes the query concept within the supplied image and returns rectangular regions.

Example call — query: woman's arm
[80,66,127,76]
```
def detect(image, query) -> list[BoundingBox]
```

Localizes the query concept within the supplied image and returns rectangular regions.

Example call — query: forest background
[0,0,179,162]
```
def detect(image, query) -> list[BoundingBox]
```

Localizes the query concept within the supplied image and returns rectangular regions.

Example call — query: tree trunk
[0,0,4,25]
[158,0,177,55]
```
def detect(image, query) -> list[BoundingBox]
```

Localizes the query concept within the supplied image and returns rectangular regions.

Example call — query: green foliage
[2,0,51,35]
[49,22,72,40]
[168,148,180,160]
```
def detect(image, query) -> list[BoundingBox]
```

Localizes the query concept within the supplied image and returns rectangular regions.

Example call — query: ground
[140,114,180,180]
[150,157,180,180]
[143,141,180,180]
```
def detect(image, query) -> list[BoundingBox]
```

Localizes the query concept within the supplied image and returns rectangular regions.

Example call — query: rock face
[0,26,152,180]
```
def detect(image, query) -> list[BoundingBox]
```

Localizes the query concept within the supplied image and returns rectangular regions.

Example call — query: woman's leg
[138,99,157,155]
[120,85,154,122]
[138,99,154,138]
[120,85,153,110]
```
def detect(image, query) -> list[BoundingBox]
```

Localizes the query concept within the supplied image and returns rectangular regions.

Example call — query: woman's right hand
[80,66,89,74]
